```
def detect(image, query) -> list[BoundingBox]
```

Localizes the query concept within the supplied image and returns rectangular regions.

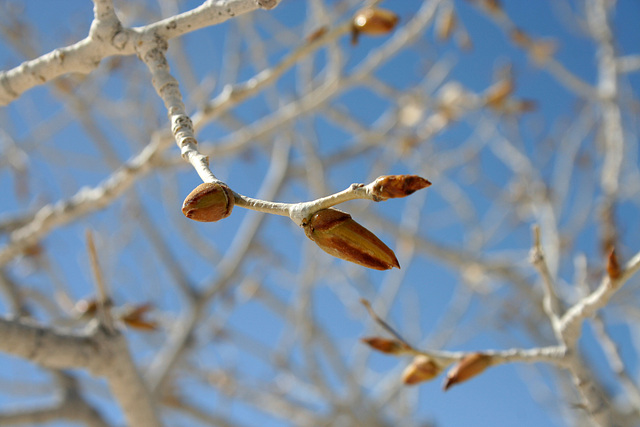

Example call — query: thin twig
[530,225,562,334]
[85,230,114,331]
[360,298,414,350]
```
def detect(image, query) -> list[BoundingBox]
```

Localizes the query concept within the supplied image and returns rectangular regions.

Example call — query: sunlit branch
[0,0,281,105]
[561,250,640,344]
[530,225,562,333]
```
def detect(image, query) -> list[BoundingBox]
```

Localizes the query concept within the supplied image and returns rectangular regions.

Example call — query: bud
[436,8,457,41]
[307,26,328,43]
[443,353,492,390]
[510,28,533,48]
[372,175,431,200]
[21,242,44,258]
[120,303,158,331]
[529,40,557,65]
[509,99,537,114]
[362,337,411,355]
[484,79,514,110]
[182,182,234,222]
[484,0,503,15]
[351,8,399,45]
[607,249,621,280]
[455,29,473,51]
[303,208,400,270]
[74,298,99,319]
[403,356,441,385]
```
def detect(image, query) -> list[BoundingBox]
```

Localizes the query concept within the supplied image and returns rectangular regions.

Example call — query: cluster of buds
[351,7,399,45]
[302,175,430,269]
[403,352,493,389]
[74,299,158,331]
[182,182,235,222]
[363,334,494,390]
[182,174,430,270]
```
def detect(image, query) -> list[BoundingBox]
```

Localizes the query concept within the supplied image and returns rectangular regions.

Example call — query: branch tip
[85,230,114,330]
[360,299,412,348]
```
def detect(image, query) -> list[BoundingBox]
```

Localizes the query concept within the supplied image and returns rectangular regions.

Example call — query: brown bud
[455,29,473,51]
[307,26,328,43]
[120,303,158,331]
[351,8,399,45]
[607,249,621,280]
[372,175,432,200]
[21,242,44,258]
[510,28,533,48]
[529,40,557,65]
[362,337,411,355]
[403,356,441,385]
[443,353,492,390]
[182,182,234,222]
[304,208,400,270]
[484,79,514,109]
[436,8,457,41]
[74,298,99,318]
[123,318,158,331]
[512,99,537,113]
[483,0,503,15]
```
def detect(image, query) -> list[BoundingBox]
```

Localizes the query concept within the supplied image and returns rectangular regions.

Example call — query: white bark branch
[0,138,162,267]
[561,250,640,344]
[0,372,111,427]
[530,225,563,337]
[0,317,160,427]
[0,0,281,106]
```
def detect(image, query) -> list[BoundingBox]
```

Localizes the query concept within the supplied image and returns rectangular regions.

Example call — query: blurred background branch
[0,0,638,426]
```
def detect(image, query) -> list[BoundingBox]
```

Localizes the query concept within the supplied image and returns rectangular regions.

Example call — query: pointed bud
[484,79,514,109]
[351,8,399,45]
[372,175,432,200]
[510,28,533,48]
[607,249,621,280]
[436,8,457,41]
[455,29,473,51]
[21,242,44,258]
[304,208,400,270]
[510,99,537,114]
[403,356,441,385]
[362,337,411,355]
[443,353,492,390]
[529,40,557,65]
[307,26,328,43]
[123,317,159,331]
[120,303,158,331]
[182,182,234,222]
[483,0,503,15]
[74,298,99,318]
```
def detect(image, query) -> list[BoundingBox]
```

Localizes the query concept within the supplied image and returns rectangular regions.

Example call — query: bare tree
[0,0,639,426]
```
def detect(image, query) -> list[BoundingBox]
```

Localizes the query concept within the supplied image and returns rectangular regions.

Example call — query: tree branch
[0,0,281,105]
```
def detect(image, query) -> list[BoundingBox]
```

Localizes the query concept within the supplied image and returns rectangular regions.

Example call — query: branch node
[256,0,278,10]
